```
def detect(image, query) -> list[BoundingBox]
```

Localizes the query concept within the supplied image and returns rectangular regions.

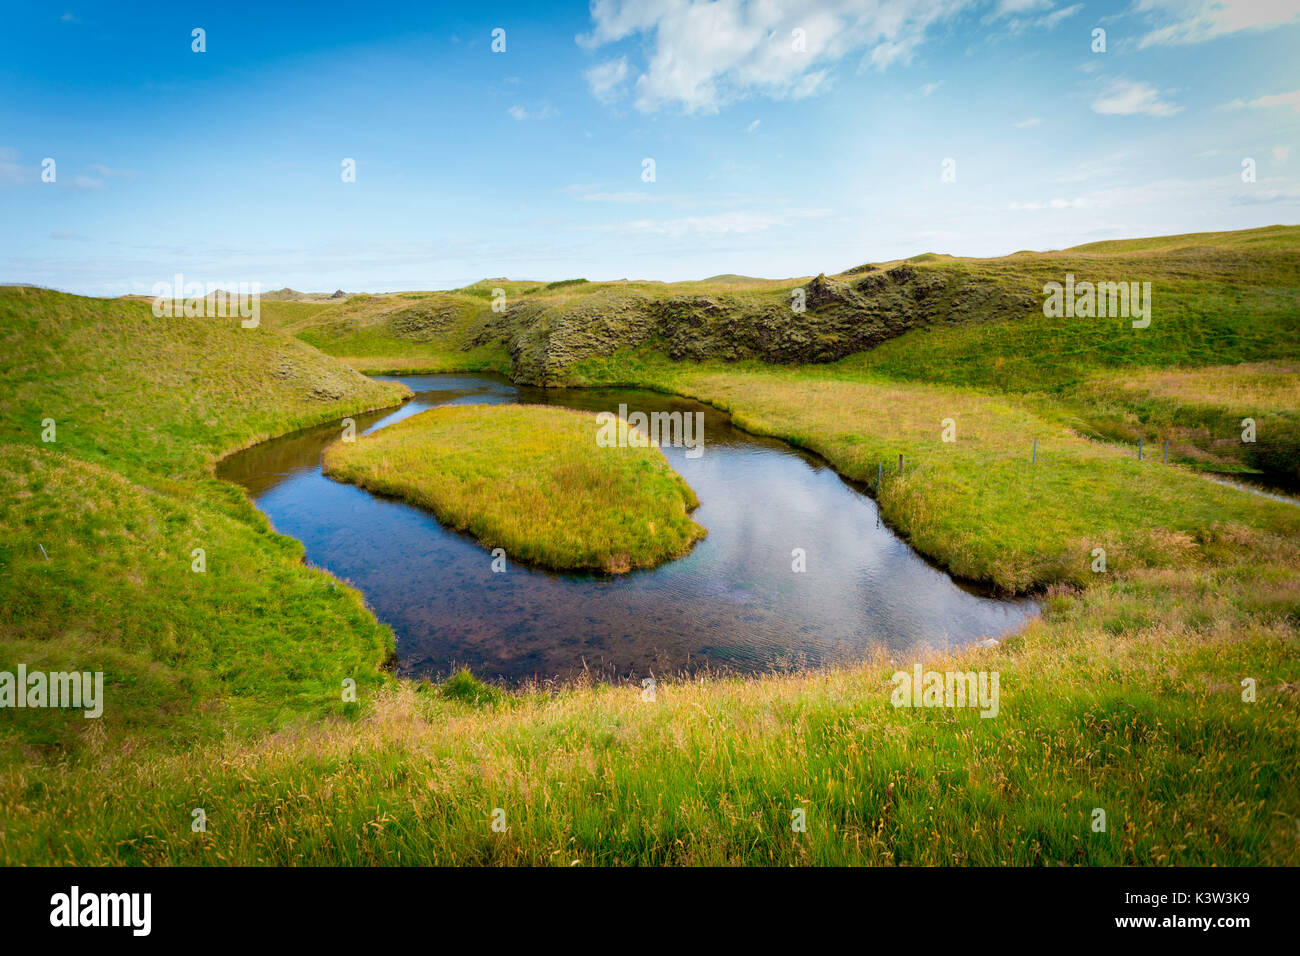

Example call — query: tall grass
[3,532,1296,865]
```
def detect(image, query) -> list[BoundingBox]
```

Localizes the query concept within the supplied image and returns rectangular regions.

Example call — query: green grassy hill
[283,225,1300,383]
[0,287,409,753]
[284,225,1300,482]
[1,226,1297,865]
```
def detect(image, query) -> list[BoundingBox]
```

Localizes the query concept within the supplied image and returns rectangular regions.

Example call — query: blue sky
[1,0,1297,294]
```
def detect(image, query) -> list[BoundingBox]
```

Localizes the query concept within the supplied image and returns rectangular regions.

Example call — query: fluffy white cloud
[1224,88,1300,112]
[585,57,629,105]
[1091,79,1183,117]
[1136,0,1300,47]
[578,0,975,114]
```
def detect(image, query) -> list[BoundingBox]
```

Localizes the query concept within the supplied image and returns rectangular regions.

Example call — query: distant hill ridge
[276,224,1300,386]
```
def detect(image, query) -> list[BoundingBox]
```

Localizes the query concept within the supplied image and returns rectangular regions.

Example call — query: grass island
[322,403,706,573]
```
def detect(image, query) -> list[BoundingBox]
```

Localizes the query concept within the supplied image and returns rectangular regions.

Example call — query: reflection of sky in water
[219,374,1037,683]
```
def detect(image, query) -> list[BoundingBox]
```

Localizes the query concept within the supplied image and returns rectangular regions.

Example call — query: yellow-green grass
[0,287,410,755]
[3,531,1297,865]
[1106,362,1300,413]
[1063,362,1300,481]
[0,445,392,753]
[266,292,513,375]
[2,220,1299,867]
[278,227,1300,487]
[826,229,1300,482]
[0,287,409,481]
[568,354,1300,592]
[322,404,705,573]
[837,268,1300,394]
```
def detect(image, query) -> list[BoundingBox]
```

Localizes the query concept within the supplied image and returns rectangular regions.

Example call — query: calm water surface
[218,374,1037,682]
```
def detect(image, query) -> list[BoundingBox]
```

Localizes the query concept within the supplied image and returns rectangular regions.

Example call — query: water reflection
[218,374,1037,683]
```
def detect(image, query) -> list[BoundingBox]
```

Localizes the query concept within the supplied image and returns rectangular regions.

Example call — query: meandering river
[218,374,1037,683]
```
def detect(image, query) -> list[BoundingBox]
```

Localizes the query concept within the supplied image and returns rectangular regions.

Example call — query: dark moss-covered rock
[298,260,1037,384]
[488,266,1031,382]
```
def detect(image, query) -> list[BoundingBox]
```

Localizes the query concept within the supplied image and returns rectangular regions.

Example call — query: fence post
[1163,440,1169,463]
[898,454,904,476]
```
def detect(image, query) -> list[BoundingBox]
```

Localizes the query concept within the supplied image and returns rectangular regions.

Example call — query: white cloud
[1230,187,1300,206]
[507,104,557,121]
[1037,3,1083,28]
[0,147,34,184]
[1009,197,1092,211]
[596,208,833,240]
[746,119,761,132]
[994,0,1053,12]
[918,81,942,97]
[0,149,137,189]
[585,57,629,105]
[1091,79,1183,117]
[565,185,666,204]
[986,0,1080,32]
[1053,158,1124,182]
[577,0,977,114]
[1223,88,1300,112]
[1136,0,1300,48]
[85,163,136,179]
[1013,116,1042,127]
[598,211,780,239]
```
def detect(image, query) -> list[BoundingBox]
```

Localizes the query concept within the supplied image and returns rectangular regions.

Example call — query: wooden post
[878,461,883,489]
[1164,440,1169,463]
[898,454,904,476]
[1138,437,1143,460]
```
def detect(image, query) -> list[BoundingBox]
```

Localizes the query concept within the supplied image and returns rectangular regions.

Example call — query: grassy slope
[2,227,1298,865]
[264,292,513,374]
[323,404,705,573]
[567,357,1300,591]
[842,226,1300,479]
[284,225,1300,480]
[1065,363,1300,481]
[4,535,1296,864]
[0,287,410,754]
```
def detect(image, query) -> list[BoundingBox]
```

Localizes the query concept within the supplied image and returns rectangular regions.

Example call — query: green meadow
[1,225,1297,865]
[322,404,704,573]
